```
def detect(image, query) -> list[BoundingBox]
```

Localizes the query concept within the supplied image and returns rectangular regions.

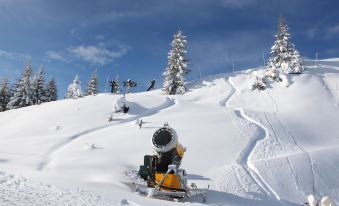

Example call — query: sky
[0,0,339,97]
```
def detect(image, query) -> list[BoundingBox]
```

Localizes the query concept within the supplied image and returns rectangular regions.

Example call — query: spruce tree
[46,77,58,102]
[0,78,11,112]
[265,16,304,81]
[123,79,137,93]
[163,30,189,95]
[65,75,83,99]
[32,67,46,104]
[290,50,304,74]
[86,70,98,95]
[252,76,266,91]
[7,63,34,109]
[113,75,120,94]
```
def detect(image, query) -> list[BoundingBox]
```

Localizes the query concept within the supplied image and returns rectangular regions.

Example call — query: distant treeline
[0,63,57,112]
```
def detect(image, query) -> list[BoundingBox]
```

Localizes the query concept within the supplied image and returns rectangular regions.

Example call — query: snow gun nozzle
[152,126,178,153]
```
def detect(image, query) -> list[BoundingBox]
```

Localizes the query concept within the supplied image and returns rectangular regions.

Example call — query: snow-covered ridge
[1,61,339,205]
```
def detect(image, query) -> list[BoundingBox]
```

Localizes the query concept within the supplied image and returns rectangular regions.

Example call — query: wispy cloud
[95,35,105,41]
[220,0,257,8]
[306,26,318,39]
[77,10,151,30]
[0,50,31,61]
[325,48,339,56]
[68,44,128,65]
[46,50,69,62]
[46,42,129,65]
[305,22,339,40]
[189,31,270,75]
[99,11,145,22]
[326,24,339,39]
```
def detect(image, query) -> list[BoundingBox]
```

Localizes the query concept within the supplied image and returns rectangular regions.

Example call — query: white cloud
[0,50,31,61]
[306,26,318,39]
[46,41,128,65]
[326,24,339,39]
[78,11,149,29]
[221,0,256,8]
[95,35,105,41]
[68,44,128,65]
[46,50,69,62]
[305,23,339,40]
[103,11,136,21]
[188,31,270,74]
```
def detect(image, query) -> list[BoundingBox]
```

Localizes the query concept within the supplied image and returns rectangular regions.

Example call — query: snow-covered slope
[226,63,339,205]
[0,61,338,206]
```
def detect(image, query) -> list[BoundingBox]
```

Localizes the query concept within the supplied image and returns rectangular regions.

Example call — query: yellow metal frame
[155,172,181,190]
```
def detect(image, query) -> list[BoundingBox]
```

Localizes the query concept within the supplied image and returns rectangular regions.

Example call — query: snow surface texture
[0,171,114,206]
[0,60,338,205]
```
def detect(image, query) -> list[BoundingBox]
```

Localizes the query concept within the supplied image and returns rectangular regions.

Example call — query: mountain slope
[0,61,338,205]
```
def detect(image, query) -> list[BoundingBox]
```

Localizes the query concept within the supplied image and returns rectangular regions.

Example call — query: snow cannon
[136,123,207,202]
[151,124,185,171]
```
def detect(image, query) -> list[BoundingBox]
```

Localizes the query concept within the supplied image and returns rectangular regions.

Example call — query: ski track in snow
[37,98,176,171]
[221,75,281,201]
[303,66,339,204]
[263,113,303,198]
[260,84,318,199]
[272,113,317,197]
[220,69,320,202]
[236,110,281,200]
[230,164,247,195]
[307,66,338,105]
[261,92,277,114]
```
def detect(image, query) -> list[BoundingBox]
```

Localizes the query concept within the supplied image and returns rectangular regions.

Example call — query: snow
[0,171,113,206]
[1,61,339,205]
[319,57,339,62]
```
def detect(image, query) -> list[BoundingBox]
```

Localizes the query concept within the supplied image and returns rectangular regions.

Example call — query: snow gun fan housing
[152,126,184,171]
[152,126,178,152]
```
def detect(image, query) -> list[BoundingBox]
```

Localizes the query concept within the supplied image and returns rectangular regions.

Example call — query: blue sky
[0,0,339,97]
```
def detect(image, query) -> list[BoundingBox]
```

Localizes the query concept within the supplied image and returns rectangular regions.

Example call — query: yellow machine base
[155,172,181,190]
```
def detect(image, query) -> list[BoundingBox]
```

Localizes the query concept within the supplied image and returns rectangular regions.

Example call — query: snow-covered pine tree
[252,76,266,90]
[32,67,46,104]
[113,75,120,94]
[265,16,304,81]
[123,79,137,93]
[65,75,83,99]
[0,77,11,112]
[86,70,98,96]
[46,77,57,102]
[290,50,304,74]
[110,80,120,94]
[6,63,34,109]
[163,30,190,95]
